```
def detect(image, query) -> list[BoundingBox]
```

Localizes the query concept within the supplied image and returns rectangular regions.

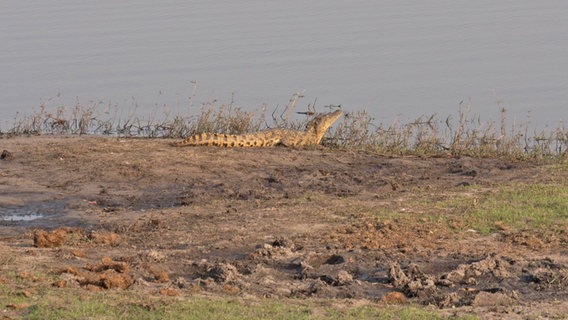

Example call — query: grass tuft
[0,285,476,320]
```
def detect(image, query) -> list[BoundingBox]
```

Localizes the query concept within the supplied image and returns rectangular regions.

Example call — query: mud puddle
[0,200,67,223]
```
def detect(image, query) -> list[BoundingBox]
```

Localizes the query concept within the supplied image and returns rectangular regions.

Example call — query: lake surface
[1,1,567,130]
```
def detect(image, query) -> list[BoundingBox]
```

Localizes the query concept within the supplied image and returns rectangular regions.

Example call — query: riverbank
[1,136,567,319]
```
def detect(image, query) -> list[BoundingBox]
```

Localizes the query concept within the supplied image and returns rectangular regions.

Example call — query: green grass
[462,182,568,234]
[412,181,568,234]
[359,175,568,236]
[0,286,477,320]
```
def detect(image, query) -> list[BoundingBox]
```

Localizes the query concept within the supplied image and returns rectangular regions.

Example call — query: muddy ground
[0,136,567,319]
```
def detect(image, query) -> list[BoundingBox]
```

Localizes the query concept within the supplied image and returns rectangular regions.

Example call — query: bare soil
[1,136,567,319]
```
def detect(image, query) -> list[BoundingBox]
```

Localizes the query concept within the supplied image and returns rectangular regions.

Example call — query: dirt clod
[92,270,133,290]
[207,263,240,283]
[33,228,67,248]
[159,288,179,296]
[1,149,13,160]
[6,302,30,310]
[88,231,121,246]
[380,292,406,304]
[471,291,517,307]
[149,267,170,283]
[86,257,129,274]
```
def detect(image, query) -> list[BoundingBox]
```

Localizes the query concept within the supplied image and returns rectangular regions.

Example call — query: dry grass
[1,93,566,160]
[329,101,567,160]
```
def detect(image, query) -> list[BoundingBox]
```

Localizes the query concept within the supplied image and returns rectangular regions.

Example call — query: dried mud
[1,136,567,319]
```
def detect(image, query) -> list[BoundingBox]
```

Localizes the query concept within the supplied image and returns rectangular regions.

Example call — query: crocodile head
[304,110,343,144]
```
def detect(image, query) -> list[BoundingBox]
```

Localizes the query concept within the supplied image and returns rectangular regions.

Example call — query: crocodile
[171,110,342,147]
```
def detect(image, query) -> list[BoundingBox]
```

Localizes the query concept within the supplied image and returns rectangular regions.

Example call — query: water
[0,202,63,223]
[1,1,567,129]
[1,212,44,222]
